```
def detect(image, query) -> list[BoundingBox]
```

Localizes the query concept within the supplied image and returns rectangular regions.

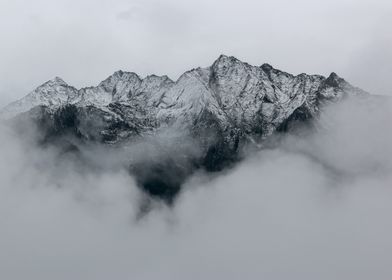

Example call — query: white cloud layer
[0,96,391,279]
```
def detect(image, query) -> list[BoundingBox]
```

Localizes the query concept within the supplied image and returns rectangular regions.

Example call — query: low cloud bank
[0,96,391,280]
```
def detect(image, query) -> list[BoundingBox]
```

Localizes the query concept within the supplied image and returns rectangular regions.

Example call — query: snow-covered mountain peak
[213,54,243,66]
[46,76,68,86]
[0,76,78,119]
[325,72,345,87]
[32,76,71,94]
[99,71,141,91]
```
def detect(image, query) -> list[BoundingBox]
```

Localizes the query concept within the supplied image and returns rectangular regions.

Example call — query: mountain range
[0,55,368,203]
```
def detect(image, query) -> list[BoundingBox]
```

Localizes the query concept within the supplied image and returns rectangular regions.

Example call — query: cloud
[0,95,391,279]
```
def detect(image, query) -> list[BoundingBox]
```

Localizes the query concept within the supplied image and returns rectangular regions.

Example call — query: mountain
[0,55,368,203]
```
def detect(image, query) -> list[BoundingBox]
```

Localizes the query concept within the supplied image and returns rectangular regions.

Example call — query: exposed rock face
[0,55,367,202]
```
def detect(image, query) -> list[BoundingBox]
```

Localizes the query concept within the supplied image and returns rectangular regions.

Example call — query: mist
[0,95,392,279]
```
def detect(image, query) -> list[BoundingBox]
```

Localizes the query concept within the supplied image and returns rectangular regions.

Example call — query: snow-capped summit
[48,76,68,86]
[0,76,78,119]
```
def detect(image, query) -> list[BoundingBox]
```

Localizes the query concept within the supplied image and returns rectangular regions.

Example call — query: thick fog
[0,95,391,280]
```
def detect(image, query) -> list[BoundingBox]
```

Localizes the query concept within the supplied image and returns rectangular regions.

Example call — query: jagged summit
[213,54,243,66]
[325,72,344,87]
[48,76,68,85]
[35,76,70,91]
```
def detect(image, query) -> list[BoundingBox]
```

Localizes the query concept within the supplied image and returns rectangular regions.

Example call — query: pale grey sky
[0,0,391,106]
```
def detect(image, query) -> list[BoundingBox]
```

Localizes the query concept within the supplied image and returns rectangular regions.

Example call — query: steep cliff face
[0,55,367,202]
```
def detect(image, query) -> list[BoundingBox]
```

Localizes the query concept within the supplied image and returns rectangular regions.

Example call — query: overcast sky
[0,0,391,106]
